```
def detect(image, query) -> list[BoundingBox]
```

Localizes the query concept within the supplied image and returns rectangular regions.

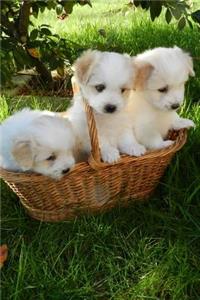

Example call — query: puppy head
[133,46,195,111]
[12,115,76,179]
[74,50,134,114]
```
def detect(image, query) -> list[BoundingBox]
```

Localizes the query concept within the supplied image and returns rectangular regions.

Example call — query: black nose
[171,103,180,110]
[104,104,117,113]
[62,168,70,174]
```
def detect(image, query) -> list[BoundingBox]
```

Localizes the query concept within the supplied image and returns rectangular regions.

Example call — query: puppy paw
[173,118,195,130]
[122,143,146,157]
[153,140,174,150]
[162,140,174,148]
[101,147,120,164]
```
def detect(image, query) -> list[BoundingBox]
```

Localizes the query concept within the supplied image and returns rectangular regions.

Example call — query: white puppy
[127,46,195,150]
[0,109,76,179]
[68,50,146,163]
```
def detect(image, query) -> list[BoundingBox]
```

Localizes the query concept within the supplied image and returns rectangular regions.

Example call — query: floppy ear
[133,60,154,90]
[186,54,195,77]
[12,139,34,171]
[73,50,100,84]
[173,46,195,77]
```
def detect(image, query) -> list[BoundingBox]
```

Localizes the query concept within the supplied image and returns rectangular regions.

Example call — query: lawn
[1,1,200,299]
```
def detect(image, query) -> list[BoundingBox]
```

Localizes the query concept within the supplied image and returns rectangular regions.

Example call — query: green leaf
[47,1,57,10]
[191,10,200,25]
[150,2,162,22]
[171,7,182,20]
[165,8,172,24]
[141,0,150,10]
[178,16,186,30]
[41,28,52,36]
[56,4,63,15]
[1,38,16,51]
[40,24,51,28]
[133,0,141,8]
[64,1,75,14]
[77,0,92,7]
[30,29,38,40]
[32,3,39,18]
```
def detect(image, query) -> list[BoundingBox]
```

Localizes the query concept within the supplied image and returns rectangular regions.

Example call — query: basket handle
[83,98,109,170]
[71,77,109,169]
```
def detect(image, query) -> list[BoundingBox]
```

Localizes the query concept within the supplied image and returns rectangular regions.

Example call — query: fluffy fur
[68,50,146,163]
[0,109,77,179]
[127,46,195,150]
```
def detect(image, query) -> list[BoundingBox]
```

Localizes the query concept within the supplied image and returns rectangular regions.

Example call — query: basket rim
[0,129,187,182]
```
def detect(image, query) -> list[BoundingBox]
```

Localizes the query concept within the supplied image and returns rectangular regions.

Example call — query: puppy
[127,46,195,150]
[0,109,76,179]
[68,50,146,163]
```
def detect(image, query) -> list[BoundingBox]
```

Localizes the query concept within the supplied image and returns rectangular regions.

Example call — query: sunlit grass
[1,1,200,299]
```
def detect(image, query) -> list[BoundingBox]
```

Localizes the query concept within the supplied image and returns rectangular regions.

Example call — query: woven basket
[0,101,187,222]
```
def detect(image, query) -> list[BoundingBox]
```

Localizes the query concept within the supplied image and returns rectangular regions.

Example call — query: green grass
[1,1,200,299]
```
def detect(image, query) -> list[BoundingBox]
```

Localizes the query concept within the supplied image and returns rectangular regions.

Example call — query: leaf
[150,1,162,22]
[31,3,39,18]
[40,24,51,28]
[165,8,172,24]
[56,4,63,15]
[141,0,150,10]
[1,38,15,51]
[171,7,182,20]
[40,28,52,36]
[178,16,186,30]
[133,0,141,8]
[0,245,8,268]
[47,1,57,10]
[77,0,92,7]
[64,1,75,14]
[27,48,41,58]
[191,10,200,25]
[29,29,38,40]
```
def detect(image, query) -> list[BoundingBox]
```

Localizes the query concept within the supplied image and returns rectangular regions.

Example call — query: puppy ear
[133,60,154,90]
[12,139,34,171]
[186,54,195,77]
[73,50,100,84]
[173,46,195,77]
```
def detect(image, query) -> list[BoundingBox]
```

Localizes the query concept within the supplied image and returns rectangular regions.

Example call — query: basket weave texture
[0,100,187,222]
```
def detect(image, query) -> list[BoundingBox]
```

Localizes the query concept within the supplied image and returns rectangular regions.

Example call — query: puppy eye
[95,84,105,93]
[46,154,56,161]
[158,86,168,93]
[121,88,126,93]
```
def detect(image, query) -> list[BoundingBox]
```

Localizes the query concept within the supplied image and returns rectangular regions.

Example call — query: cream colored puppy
[0,109,77,179]
[127,46,195,150]
[68,50,146,163]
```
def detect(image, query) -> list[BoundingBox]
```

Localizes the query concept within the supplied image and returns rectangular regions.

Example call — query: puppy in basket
[127,46,195,150]
[68,50,146,164]
[0,109,77,179]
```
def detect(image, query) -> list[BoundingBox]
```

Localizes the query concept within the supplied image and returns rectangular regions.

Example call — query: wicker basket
[0,101,187,222]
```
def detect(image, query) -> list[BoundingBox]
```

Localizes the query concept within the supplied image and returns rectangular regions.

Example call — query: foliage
[130,0,200,30]
[0,0,199,88]
[0,0,91,86]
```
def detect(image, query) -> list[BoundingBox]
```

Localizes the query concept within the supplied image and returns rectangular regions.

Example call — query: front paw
[101,147,120,164]
[153,140,174,150]
[122,143,146,157]
[173,118,195,130]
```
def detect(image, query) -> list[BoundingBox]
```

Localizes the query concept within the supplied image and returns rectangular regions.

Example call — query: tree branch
[18,0,32,43]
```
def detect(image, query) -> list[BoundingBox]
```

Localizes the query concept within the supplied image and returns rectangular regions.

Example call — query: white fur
[0,109,76,179]
[68,50,146,163]
[127,47,195,150]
